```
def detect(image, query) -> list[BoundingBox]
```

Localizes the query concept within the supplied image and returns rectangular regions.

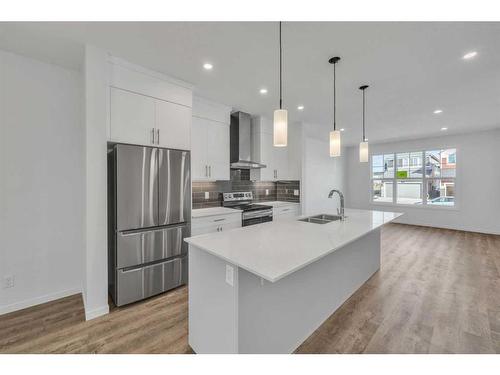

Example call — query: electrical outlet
[204,192,210,200]
[3,275,15,289]
[294,189,299,196]
[265,189,269,196]
[225,265,234,286]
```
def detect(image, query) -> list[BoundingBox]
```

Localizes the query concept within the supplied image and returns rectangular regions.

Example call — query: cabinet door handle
[205,165,208,177]
[209,165,212,178]
[151,128,155,144]
[156,129,160,145]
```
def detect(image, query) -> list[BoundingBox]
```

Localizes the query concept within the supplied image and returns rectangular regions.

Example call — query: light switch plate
[225,265,234,286]
[265,189,269,196]
[204,192,210,200]
[294,189,299,196]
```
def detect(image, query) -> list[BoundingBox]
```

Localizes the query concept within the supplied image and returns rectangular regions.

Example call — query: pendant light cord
[362,89,365,142]
[279,21,282,110]
[359,85,369,142]
[333,62,336,131]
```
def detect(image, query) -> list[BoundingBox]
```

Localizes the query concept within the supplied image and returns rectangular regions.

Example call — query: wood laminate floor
[1,223,500,354]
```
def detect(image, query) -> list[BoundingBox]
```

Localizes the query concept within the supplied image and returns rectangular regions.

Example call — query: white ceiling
[1,22,499,146]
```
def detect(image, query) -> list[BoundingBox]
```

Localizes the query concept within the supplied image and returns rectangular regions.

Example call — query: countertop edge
[186,212,403,283]
[192,207,242,219]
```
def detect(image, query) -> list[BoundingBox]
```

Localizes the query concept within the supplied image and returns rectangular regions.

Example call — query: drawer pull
[213,218,226,222]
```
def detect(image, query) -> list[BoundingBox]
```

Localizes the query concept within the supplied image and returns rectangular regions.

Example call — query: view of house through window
[372,149,456,206]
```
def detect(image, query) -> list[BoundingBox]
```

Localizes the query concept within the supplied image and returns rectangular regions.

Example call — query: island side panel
[188,245,239,353]
[237,228,381,354]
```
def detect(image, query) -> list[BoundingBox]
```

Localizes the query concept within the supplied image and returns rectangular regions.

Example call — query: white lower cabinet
[273,204,301,221]
[192,212,242,236]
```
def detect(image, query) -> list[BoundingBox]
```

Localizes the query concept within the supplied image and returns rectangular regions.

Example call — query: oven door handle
[242,209,273,220]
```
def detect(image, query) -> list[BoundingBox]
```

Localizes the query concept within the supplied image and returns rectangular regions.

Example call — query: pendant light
[273,21,287,147]
[329,57,341,157]
[359,85,369,163]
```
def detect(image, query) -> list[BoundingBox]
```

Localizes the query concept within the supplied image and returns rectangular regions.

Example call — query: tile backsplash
[192,171,300,209]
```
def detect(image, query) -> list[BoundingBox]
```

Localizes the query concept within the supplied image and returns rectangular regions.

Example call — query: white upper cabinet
[155,99,191,150]
[110,87,155,145]
[253,116,289,181]
[108,59,192,150]
[191,116,208,180]
[259,130,275,181]
[274,146,289,180]
[191,97,231,181]
[206,119,230,180]
[287,122,302,180]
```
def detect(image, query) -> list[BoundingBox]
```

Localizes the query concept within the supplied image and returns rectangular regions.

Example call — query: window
[371,148,456,207]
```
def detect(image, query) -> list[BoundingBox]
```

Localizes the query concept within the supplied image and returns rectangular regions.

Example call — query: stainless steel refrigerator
[108,144,191,306]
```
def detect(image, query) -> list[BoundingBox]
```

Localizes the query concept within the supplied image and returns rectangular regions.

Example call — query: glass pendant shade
[329,130,341,157]
[359,141,369,162]
[273,109,288,147]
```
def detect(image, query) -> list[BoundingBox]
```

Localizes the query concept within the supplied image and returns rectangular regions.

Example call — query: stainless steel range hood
[230,111,266,169]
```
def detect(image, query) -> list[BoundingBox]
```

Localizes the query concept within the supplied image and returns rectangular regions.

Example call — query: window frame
[370,149,458,210]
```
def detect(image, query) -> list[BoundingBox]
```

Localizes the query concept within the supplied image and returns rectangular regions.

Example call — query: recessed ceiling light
[340,128,345,132]
[462,51,477,60]
[203,63,213,70]
[297,105,304,110]
[441,127,448,131]
[433,109,443,114]
[259,88,268,95]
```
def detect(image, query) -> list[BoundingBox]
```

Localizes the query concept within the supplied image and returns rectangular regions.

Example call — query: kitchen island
[185,208,402,354]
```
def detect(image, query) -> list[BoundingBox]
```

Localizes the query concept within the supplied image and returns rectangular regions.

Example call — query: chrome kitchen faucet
[328,189,345,221]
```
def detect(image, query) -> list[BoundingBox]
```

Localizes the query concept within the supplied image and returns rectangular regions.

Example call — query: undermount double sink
[299,214,343,224]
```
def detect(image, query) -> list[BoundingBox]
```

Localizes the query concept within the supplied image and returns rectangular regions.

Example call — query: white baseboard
[0,287,82,316]
[81,292,109,321]
[84,304,109,321]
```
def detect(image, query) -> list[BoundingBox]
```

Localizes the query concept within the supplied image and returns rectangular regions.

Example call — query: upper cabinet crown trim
[192,96,232,124]
[108,55,194,90]
[109,58,193,108]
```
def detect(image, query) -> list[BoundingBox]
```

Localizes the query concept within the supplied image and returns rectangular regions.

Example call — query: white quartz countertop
[192,207,242,219]
[259,201,300,208]
[185,209,403,283]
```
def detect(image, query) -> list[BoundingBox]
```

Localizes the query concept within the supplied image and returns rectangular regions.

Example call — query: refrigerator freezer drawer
[116,224,189,269]
[116,256,187,306]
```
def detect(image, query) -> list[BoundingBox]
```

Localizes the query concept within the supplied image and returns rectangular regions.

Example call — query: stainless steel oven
[222,192,273,227]
[242,208,273,226]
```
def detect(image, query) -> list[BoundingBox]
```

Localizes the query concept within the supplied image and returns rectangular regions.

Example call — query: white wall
[0,49,84,314]
[83,45,109,320]
[301,122,346,215]
[345,129,500,234]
